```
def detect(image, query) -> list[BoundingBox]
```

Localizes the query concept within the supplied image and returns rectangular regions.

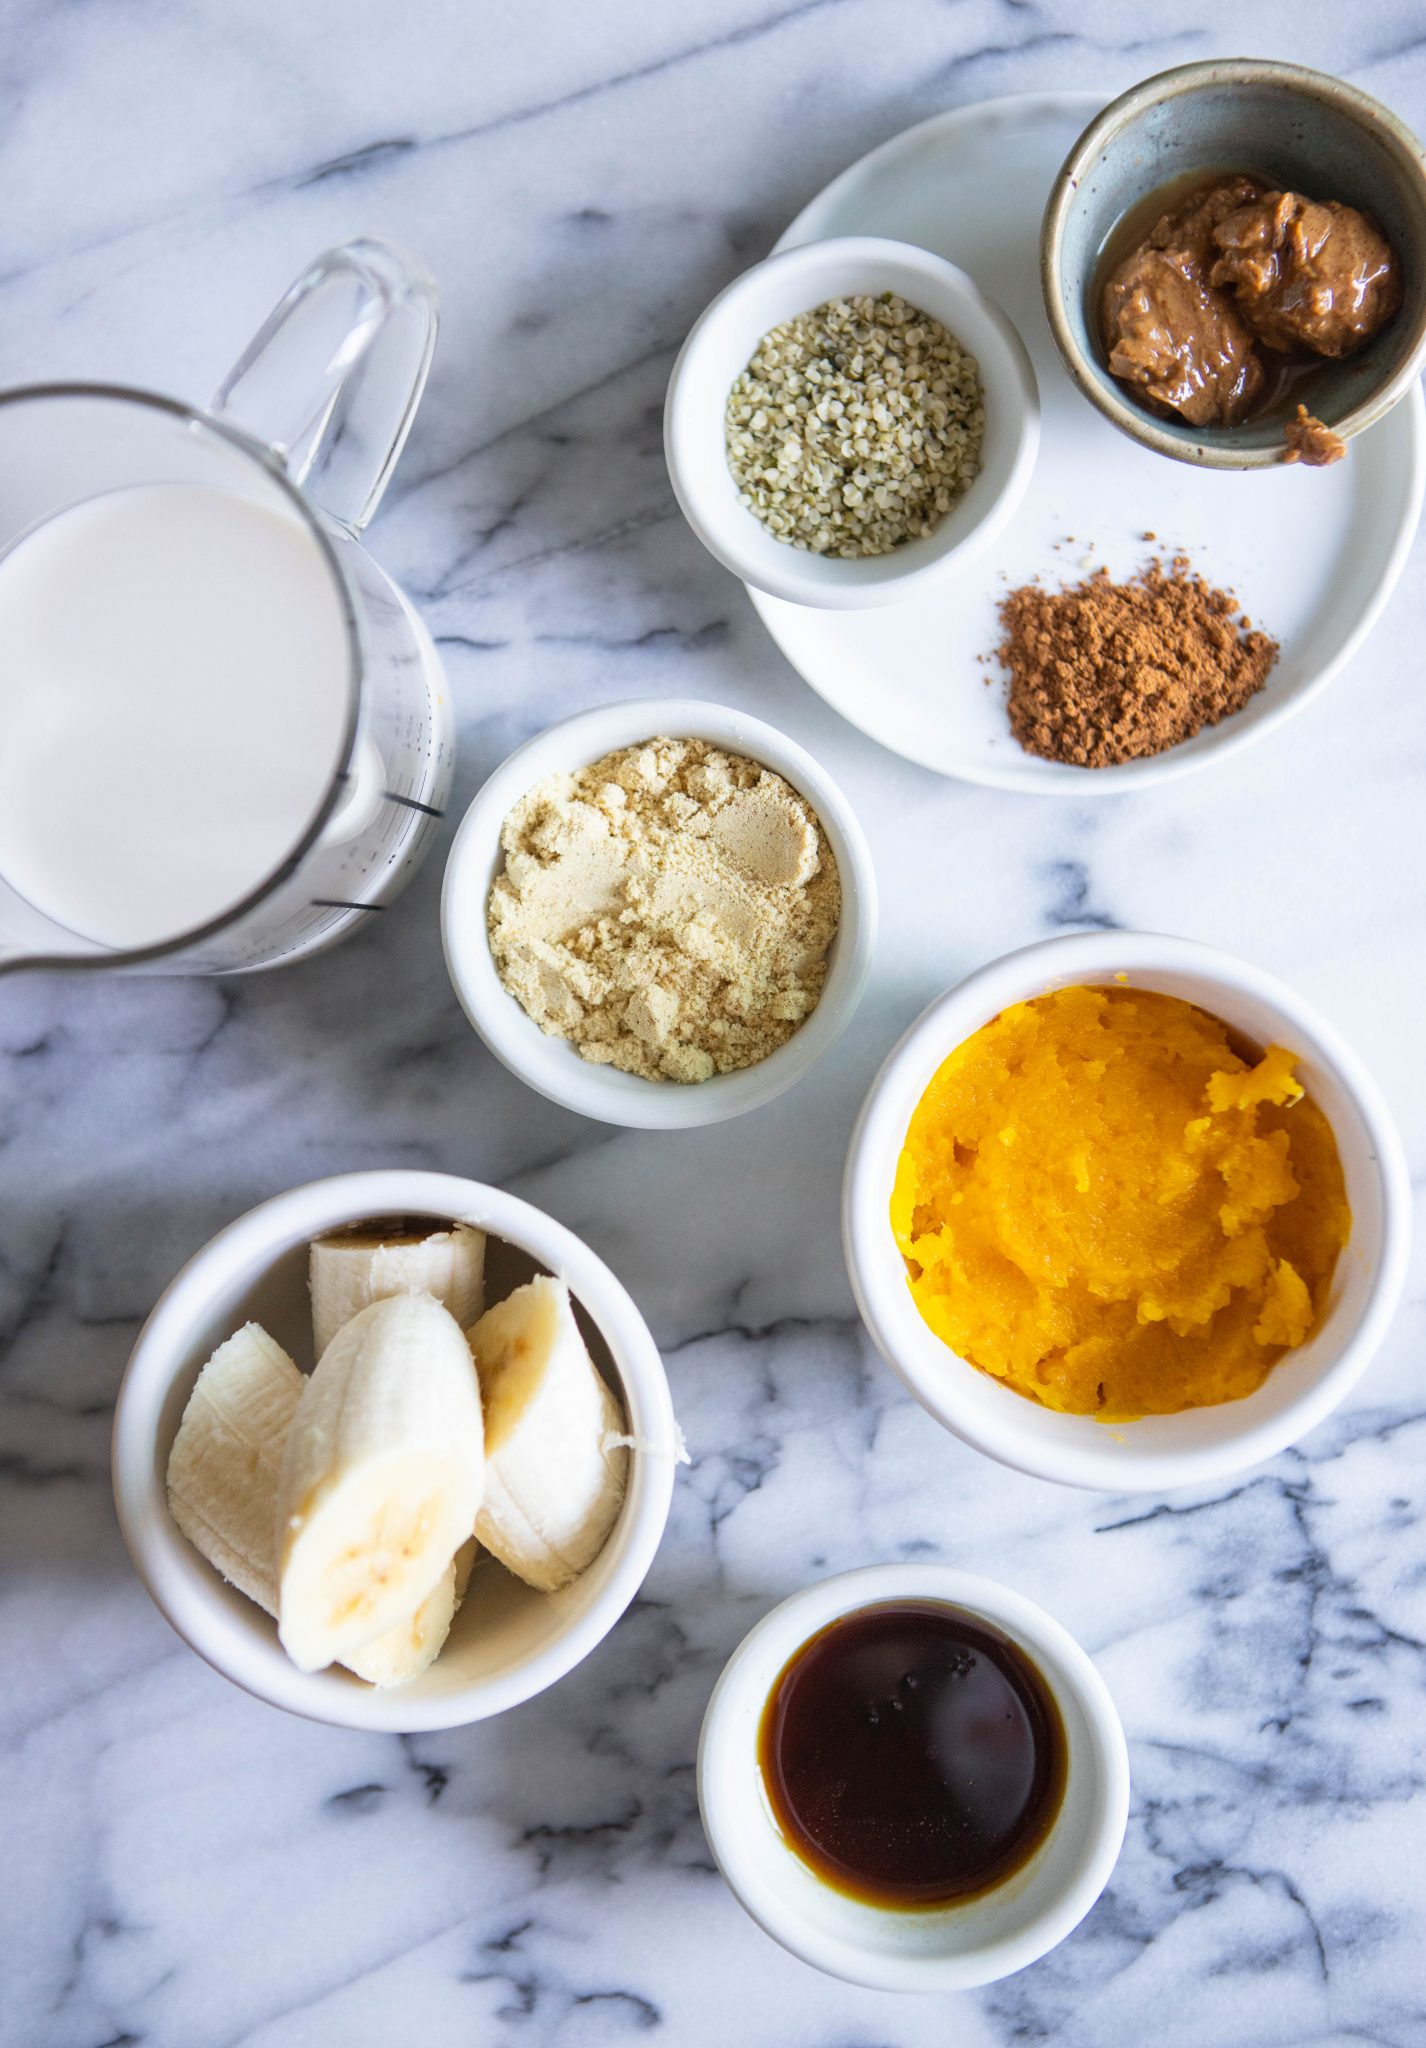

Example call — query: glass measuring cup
[0,239,453,975]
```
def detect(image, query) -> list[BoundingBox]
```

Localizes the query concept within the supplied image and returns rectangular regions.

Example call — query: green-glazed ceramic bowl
[1041,59,1426,468]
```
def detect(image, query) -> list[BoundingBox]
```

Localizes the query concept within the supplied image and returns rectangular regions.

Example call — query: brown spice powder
[997,555,1279,767]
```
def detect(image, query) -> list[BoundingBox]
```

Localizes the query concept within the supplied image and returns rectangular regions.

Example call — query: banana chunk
[467,1276,628,1592]
[343,1537,481,1689]
[344,1560,458,1687]
[167,1314,487,1691]
[276,1293,485,1673]
[166,1323,301,1611]
[452,1534,480,1602]
[310,1222,487,1361]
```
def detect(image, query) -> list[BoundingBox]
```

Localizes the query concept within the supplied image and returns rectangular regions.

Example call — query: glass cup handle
[210,239,438,534]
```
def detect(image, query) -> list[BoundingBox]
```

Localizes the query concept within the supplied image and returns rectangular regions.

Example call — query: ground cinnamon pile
[997,555,1278,767]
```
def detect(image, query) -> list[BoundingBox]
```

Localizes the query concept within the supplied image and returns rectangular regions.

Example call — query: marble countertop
[4,4,1425,2043]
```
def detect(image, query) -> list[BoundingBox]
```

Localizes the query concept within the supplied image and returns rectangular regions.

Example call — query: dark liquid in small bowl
[758,1601,1067,1908]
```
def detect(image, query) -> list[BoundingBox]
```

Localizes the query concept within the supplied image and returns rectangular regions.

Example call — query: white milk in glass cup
[0,240,454,974]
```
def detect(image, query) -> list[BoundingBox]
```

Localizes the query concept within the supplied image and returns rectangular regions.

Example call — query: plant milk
[0,482,352,948]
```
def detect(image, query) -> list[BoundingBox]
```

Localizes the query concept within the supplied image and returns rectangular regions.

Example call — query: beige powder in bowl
[487,738,841,1083]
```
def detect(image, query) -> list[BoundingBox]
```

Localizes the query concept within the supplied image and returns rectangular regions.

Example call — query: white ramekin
[441,699,877,1129]
[697,1565,1129,1991]
[664,235,1039,609]
[844,932,1412,1493]
[111,1171,678,1732]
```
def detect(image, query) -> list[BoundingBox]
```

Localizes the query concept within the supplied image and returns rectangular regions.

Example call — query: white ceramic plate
[751,93,1426,792]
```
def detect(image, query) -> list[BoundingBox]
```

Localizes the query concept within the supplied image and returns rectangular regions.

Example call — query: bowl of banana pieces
[112,1169,680,1731]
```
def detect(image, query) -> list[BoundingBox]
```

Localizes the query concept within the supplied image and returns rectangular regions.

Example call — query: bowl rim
[663,232,1040,608]
[440,697,878,1129]
[696,1563,1130,1990]
[842,931,1413,1491]
[110,1169,677,1731]
[1040,57,1426,469]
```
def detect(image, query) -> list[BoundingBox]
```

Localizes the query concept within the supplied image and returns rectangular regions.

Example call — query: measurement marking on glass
[383,789,445,817]
[310,899,386,912]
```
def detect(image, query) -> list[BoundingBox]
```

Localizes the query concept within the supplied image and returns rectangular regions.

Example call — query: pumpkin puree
[891,985,1350,1419]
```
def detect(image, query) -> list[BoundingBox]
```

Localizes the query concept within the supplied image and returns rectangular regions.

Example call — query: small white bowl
[442,699,877,1130]
[664,235,1039,609]
[111,1170,678,1732]
[697,1564,1129,1991]
[844,933,1412,1493]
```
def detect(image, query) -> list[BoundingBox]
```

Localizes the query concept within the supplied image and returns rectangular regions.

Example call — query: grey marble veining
[3,4,1426,2044]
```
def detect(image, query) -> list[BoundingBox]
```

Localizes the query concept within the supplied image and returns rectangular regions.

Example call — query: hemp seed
[725,292,984,556]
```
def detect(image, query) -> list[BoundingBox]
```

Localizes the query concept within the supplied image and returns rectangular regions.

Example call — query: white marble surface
[3,4,1426,2043]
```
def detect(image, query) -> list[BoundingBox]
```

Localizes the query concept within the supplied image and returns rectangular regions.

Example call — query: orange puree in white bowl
[891,984,1350,1420]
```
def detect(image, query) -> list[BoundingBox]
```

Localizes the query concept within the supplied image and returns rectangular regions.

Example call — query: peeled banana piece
[466,1275,628,1592]
[451,1534,480,1602]
[309,1222,487,1361]
[276,1293,485,1673]
[344,1538,481,1689]
[344,1559,458,1686]
[166,1323,301,1611]
[166,1320,479,1689]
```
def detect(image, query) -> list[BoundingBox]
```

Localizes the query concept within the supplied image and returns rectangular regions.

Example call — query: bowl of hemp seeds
[664,235,1040,609]
[440,698,878,1130]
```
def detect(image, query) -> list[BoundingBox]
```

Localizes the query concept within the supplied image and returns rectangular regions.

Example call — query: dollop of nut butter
[1283,405,1347,468]
[1101,176,1268,426]
[1099,171,1403,450]
[1210,190,1402,359]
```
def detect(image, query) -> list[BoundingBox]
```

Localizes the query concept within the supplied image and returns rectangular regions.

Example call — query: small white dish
[749,93,1426,789]
[697,1564,1129,1991]
[843,931,1412,1493]
[112,1170,678,1732]
[663,234,1039,610]
[442,698,877,1130]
